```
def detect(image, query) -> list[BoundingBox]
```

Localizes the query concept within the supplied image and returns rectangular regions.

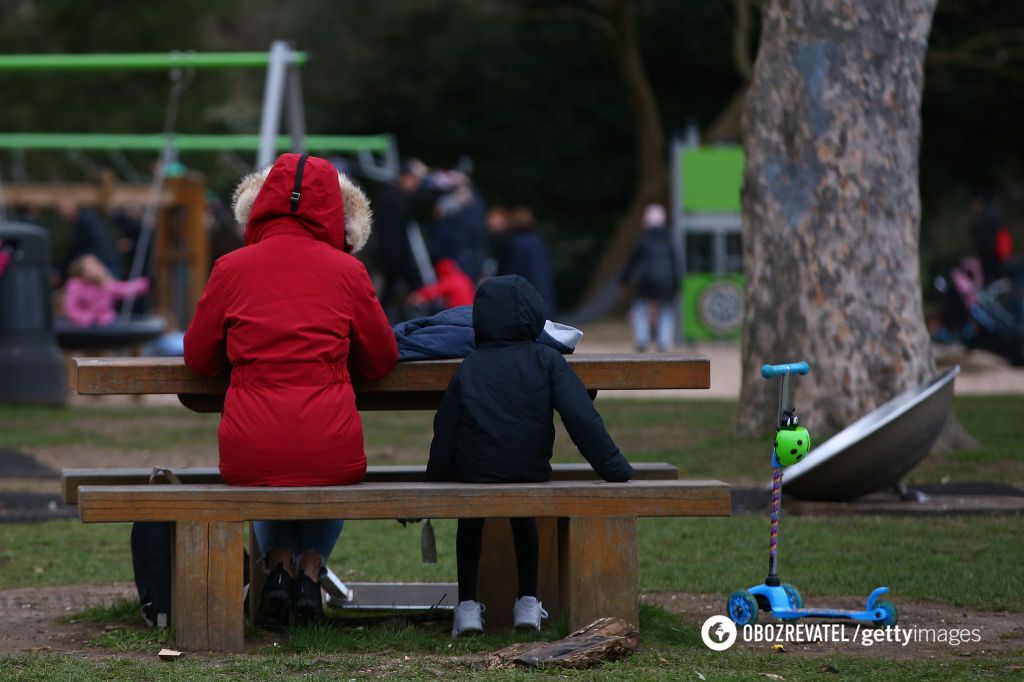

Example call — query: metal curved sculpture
[782,366,960,501]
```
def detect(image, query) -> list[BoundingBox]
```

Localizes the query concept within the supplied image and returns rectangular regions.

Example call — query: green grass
[3,515,1021,612]
[1,604,1022,680]
[3,396,1020,484]
[0,405,219,452]
[1,396,1022,676]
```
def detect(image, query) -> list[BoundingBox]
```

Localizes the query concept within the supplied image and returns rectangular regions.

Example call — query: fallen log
[487,617,639,669]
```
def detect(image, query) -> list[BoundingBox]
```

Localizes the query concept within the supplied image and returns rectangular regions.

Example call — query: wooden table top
[72,353,710,412]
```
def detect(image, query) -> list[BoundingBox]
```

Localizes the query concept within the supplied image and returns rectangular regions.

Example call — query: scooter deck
[773,607,878,620]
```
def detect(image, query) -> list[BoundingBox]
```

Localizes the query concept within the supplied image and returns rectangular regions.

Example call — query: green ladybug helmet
[775,426,811,467]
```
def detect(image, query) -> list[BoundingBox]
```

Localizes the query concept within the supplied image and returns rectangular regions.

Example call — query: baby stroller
[934,257,1024,366]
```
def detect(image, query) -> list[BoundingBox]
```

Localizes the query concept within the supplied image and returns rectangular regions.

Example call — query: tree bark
[738,0,954,440]
[486,617,639,669]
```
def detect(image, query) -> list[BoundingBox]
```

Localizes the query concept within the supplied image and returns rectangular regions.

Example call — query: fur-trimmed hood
[231,153,372,254]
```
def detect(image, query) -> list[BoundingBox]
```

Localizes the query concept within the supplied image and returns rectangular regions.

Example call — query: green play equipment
[0,51,308,71]
[671,128,745,341]
[0,133,391,153]
[0,43,396,169]
[0,43,399,331]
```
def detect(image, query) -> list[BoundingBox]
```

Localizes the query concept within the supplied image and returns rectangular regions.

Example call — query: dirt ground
[0,583,1020,661]
[644,591,1024,660]
[0,583,136,656]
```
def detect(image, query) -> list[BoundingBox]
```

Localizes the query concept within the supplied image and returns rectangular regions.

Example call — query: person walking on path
[621,203,680,352]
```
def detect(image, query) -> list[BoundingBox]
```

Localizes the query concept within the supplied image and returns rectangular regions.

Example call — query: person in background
[484,206,512,278]
[501,207,557,314]
[620,203,680,352]
[408,258,475,311]
[60,200,122,281]
[372,161,426,321]
[62,253,148,327]
[971,190,1013,285]
[427,171,487,282]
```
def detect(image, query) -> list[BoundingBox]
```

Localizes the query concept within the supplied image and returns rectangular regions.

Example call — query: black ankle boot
[256,562,293,632]
[291,572,326,627]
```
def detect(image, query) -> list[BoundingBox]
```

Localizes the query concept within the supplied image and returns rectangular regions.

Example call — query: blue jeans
[631,299,676,351]
[253,520,344,566]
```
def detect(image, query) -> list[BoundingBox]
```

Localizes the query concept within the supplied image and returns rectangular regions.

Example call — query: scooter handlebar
[761,361,810,378]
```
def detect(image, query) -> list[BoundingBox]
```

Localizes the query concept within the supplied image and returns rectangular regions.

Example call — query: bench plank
[61,463,680,505]
[78,480,731,523]
[72,354,710,413]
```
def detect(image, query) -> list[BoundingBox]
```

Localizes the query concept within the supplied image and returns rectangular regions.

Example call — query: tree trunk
[738,0,949,439]
[578,0,668,309]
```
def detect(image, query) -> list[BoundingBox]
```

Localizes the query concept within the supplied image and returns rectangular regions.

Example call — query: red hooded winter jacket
[184,154,398,486]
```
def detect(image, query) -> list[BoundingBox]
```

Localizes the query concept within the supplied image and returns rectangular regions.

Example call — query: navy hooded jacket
[425,276,634,483]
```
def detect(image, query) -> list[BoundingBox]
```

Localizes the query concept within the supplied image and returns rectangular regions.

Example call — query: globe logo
[701,615,738,651]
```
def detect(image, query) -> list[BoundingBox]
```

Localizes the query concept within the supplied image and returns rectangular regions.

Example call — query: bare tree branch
[926,27,1024,82]
[733,0,754,82]
[518,3,615,39]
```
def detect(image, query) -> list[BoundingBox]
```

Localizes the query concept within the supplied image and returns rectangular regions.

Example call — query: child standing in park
[185,153,397,630]
[426,275,634,638]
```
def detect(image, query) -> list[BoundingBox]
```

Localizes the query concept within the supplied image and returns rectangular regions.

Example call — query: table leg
[477,517,560,629]
[172,520,245,652]
[557,516,639,630]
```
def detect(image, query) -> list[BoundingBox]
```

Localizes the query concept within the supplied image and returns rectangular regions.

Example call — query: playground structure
[2,169,208,331]
[671,127,745,341]
[0,44,397,332]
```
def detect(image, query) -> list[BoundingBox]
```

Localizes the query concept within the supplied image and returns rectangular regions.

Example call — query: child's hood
[473,275,546,345]
[231,153,372,253]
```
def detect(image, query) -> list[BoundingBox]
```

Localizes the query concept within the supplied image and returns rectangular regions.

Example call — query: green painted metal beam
[0,133,391,153]
[0,52,307,71]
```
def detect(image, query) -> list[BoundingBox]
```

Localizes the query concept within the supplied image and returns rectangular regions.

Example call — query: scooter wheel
[780,583,803,622]
[728,590,759,626]
[873,600,898,627]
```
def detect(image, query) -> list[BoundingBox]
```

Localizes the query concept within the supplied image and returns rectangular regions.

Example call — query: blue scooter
[726,361,898,627]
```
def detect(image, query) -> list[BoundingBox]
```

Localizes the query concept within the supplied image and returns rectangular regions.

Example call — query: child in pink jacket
[62,254,148,327]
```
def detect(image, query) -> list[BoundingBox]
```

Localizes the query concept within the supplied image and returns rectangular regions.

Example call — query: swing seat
[55,315,167,351]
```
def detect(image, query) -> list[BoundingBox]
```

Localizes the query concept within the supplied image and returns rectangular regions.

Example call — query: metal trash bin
[0,222,66,404]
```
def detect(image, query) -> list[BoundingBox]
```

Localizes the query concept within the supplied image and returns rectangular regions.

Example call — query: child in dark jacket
[425,275,634,638]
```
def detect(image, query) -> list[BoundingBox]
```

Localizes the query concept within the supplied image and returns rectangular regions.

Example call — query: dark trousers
[456,518,539,603]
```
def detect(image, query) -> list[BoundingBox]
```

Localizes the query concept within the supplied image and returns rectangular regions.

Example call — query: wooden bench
[62,462,684,631]
[68,353,727,652]
[79,479,729,651]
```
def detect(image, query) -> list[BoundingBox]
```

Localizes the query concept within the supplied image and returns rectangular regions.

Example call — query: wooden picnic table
[67,352,720,652]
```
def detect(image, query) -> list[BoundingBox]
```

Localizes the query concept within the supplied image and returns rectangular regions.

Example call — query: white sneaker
[452,600,485,639]
[512,595,548,631]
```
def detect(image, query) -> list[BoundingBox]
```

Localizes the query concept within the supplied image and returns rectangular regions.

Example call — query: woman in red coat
[184,153,398,628]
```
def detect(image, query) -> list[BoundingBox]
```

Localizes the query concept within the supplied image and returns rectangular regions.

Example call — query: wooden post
[558,516,639,630]
[477,517,560,629]
[248,523,264,622]
[172,520,245,652]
